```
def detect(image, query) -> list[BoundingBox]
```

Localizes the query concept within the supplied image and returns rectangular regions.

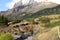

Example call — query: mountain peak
[14,1,22,8]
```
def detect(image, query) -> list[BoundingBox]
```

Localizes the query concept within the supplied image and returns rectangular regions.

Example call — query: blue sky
[0,0,60,11]
[0,0,20,11]
[0,0,12,11]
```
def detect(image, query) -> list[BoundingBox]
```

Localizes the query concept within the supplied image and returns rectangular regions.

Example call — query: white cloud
[6,0,29,9]
[22,0,29,4]
[6,0,20,9]
[48,0,60,4]
[35,0,60,4]
[35,0,45,2]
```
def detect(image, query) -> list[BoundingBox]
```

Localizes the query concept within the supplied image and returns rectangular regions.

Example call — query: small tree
[40,17,50,24]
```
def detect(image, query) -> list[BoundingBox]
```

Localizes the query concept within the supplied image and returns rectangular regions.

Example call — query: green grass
[0,23,5,25]
[0,32,13,40]
[45,21,60,28]
[0,22,8,27]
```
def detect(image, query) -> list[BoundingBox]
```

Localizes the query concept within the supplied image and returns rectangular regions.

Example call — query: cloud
[22,0,29,4]
[6,0,20,9]
[48,0,60,4]
[35,0,45,2]
[35,0,60,4]
[6,0,29,9]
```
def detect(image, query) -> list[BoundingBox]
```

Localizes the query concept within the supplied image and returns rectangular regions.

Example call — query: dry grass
[34,26,59,40]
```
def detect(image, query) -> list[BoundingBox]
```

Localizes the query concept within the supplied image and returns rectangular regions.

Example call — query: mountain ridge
[0,1,59,20]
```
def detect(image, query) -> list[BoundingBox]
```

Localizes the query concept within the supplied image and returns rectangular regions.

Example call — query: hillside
[21,5,60,20]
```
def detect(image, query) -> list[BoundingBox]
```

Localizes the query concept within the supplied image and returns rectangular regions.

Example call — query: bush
[26,18,34,22]
[32,21,39,25]
[45,21,60,28]
[0,33,13,40]
[40,17,50,23]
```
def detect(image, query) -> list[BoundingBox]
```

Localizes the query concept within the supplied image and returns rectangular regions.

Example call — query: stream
[12,32,33,40]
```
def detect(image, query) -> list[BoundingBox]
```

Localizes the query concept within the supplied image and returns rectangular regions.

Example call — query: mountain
[21,5,60,19]
[0,1,58,20]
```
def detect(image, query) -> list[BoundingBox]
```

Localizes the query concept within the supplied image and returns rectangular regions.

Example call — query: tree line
[0,15,9,26]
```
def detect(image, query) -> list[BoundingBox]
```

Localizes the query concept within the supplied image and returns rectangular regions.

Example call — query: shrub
[45,21,60,28]
[40,17,50,23]
[32,21,39,25]
[0,33,13,40]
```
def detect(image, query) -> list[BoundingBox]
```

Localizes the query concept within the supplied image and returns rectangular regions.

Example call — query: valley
[0,0,60,40]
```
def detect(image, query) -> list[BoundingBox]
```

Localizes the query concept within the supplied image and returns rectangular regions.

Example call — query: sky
[0,0,60,11]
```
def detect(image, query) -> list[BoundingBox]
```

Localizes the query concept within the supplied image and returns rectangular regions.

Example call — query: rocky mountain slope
[0,1,58,20]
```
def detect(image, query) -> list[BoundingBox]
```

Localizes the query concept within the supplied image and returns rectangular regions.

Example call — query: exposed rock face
[14,1,22,8]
